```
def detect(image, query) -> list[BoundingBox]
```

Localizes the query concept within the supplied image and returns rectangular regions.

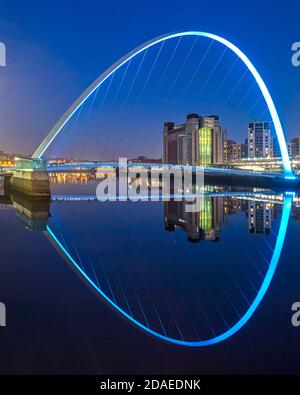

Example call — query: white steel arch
[32,31,292,176]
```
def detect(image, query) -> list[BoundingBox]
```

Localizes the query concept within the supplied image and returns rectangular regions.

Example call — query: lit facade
[224,139,236,162]
[164,197,223,243]
[224,139,247,162]
[199,127,212,165]
[248,121,273,159]
[163,113,225,166]
[288,137,300,159]
[232,142,247,160]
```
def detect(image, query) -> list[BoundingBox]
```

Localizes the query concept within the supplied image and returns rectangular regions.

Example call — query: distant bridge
[47,161,294,179]
[3,160,300,192]
[3,161,299,181]
[47,161,300,189]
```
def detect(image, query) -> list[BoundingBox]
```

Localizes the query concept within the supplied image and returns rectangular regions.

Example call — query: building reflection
[291,203,300,220]
[164,197,224,243]
[0,171,293,239]
[248,201,273,235]
[164,195,279,242]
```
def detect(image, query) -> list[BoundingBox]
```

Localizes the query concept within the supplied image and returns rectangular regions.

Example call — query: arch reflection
[45,194,291,347]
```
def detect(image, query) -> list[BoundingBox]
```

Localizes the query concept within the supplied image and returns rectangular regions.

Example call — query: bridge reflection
[1,174,296,345]
[0,175,296,346]
[40,189,292,347]
[12,193,50,231]
[0,178,296,239]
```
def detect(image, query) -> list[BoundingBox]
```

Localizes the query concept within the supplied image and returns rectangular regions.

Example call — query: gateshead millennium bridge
[3,31,300,196]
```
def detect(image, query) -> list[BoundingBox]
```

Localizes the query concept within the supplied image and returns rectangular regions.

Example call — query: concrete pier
[11,157,50,198]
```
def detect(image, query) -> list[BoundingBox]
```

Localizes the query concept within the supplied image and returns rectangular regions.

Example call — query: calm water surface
[0,176,300,374]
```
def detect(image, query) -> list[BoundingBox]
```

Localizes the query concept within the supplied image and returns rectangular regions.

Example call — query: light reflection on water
[27,175,290,345]
[1,177,300,372]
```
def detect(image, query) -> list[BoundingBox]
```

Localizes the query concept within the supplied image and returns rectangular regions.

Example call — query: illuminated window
[199,127,212,165]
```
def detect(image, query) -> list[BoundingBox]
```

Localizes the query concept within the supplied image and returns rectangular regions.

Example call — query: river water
[0,175,300,374]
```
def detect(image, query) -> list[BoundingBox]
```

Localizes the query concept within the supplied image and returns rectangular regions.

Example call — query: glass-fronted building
[163,113,225,166]
[199,127,212,165]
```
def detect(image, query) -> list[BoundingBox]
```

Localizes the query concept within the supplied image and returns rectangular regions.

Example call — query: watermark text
[96,158,205,213]
[0,42,6,67]
[0,302,6,327]
[291,42,300,67]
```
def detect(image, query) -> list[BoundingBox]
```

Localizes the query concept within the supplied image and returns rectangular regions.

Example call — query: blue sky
[0,0,299,157]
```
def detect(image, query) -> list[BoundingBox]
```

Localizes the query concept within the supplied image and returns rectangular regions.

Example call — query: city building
[224,139,247,162]
[163,121,192,165]
[248,121,273,158]
[128,156,162,164]
[288,142,293,158]
[272,137,281,158]
[0,151,15,168]
[232,142,247,160]
[163,113,225,166]
[223,139,236,162]
[288,137,300,159]
[202,115,225,164]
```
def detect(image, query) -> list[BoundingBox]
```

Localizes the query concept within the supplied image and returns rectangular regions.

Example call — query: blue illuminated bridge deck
[47,162,300,187]
[3,162,300,186]
[46,162,290,177]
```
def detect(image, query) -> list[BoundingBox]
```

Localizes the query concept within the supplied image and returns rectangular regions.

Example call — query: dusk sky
[0,0,299,158]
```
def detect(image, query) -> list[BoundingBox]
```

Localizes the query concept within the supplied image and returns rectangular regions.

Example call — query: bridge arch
[45,196,292,347]
[32,31,292,176]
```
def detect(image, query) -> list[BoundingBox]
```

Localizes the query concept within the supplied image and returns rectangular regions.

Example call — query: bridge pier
[3,173,12,194]
[11,158,50,198]
[11,191,50,231]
